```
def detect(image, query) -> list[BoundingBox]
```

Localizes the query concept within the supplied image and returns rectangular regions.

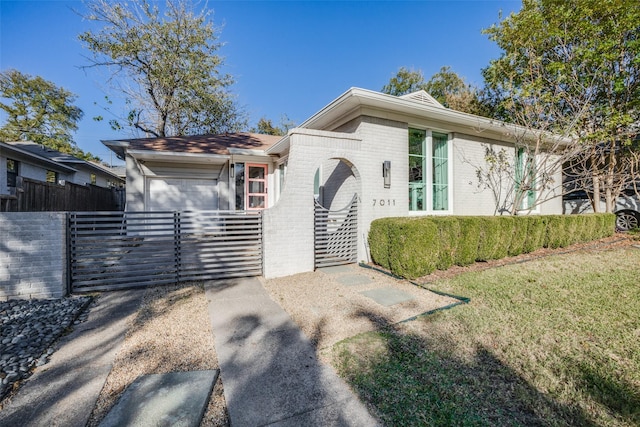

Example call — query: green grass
[332,247,640,426]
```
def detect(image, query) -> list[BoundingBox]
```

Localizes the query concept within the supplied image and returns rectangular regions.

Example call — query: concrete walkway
[0,290,143,427]
[205,277,381,427]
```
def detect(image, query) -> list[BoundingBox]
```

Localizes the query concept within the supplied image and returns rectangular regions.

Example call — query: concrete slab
[360,287,415,307]
[205,277,381,427]
[99,370,218,427]
[336,274,373,287]
[318,265,353,274]
[0,290,144,427]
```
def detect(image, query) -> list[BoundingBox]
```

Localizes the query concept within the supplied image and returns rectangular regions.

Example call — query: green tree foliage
[423,66,486,114]
[0,69,98,160]
[381,67,426,97]
[79,0,247,138]
[382,66,488,115]
[483,0,640,212]
[251,115,296,136]
[252,118,284,136]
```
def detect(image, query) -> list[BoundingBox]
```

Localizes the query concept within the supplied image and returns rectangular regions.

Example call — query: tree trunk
[592,174,601,213]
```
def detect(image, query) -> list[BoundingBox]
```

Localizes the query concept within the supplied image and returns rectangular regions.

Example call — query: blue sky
[0,0,521,164]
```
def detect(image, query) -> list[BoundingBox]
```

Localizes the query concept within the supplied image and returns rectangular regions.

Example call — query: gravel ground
[86,283,228,427]
[0,296,92,403]
[262,265,458,353]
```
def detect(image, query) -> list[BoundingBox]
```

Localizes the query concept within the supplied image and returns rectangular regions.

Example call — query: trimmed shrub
[596,213,616,238]
[455,217,482,266]
[522,216,547,253]
[545,216,570,248]
[507,216,528,256]
[367,213,616,279]
[572,214,589,243]
[477,217,503,261]
[387,218,439,279]
[434,217,460,270]
[368,218,393,270]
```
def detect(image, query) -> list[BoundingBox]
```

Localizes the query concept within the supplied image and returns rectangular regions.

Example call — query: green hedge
[368,213,616,279]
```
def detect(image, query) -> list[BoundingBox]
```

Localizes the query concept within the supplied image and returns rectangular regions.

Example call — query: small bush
[368,218,393,270]
[368,213,615,279]
[387,218,439,279]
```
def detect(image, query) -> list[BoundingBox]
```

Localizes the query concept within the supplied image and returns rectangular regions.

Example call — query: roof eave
[101,140,130,161]
[296,87,573,145]
[127,149,231,164]
[0,142,78,173]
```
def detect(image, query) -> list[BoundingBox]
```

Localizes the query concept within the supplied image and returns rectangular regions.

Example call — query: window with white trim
[515,147,536,210]
[408,129,450,212]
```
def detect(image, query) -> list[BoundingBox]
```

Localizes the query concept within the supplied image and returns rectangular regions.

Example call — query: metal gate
[314,194,358,268]
[68,210,262,293]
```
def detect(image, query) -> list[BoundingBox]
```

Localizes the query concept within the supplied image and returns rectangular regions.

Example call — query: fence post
[174,211,181,283]
[66,212,73,295]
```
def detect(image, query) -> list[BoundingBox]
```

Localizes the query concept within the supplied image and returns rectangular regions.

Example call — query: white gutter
[291,87,573,146]
[227,147,270,156]
[127,149,230,163]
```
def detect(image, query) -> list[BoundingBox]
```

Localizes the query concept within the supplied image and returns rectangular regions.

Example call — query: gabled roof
[399,90,444,108]
[103,133,282,161]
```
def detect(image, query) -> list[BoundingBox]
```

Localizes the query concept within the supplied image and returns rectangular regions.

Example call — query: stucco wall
[0,212,67,300]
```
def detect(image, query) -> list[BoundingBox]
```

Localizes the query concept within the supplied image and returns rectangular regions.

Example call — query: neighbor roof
[103,133,282,160]
[5,140,123,181]
[1,141,77,173]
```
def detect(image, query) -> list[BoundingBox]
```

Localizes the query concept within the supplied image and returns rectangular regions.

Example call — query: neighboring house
[104,88,564,277]
[1,141,125,211]
[1,141,124,189]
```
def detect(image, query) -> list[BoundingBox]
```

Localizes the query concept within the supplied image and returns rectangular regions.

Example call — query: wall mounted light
[230,163,235,178]
[382,160,391,188]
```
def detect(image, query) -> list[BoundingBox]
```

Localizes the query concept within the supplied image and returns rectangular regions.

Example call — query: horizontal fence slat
[314,196,358,269]
[69,210,263,292]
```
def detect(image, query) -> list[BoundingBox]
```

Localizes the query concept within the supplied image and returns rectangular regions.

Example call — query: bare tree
[79,0,246,137]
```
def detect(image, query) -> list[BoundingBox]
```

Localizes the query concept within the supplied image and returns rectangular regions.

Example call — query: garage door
[148,178,218,211]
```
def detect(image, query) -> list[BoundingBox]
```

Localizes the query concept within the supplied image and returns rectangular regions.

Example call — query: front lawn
[332,245,640,426]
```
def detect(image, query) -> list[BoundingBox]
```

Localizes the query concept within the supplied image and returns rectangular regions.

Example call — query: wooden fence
[1,178,124,212]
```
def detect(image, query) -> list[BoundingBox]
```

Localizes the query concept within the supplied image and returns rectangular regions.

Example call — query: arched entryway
[313,158,361,268]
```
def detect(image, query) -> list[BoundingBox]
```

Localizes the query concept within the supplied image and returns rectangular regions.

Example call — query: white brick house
[104,88,563,278]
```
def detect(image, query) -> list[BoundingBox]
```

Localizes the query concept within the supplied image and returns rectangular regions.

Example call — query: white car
[563,188,640,231]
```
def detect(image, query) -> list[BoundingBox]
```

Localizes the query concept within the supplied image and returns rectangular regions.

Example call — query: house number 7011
[372,199,396,206]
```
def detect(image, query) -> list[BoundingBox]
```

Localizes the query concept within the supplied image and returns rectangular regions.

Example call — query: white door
[148,178,218,211]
